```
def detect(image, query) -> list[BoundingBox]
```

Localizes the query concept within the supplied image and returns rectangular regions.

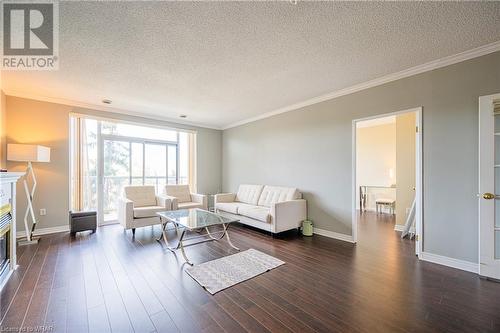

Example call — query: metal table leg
[176,229,193,265]
[223,223,240,251]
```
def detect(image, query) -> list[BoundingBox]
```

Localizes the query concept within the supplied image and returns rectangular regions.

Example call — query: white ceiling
[357,116,395,129]
[2,1,500,129]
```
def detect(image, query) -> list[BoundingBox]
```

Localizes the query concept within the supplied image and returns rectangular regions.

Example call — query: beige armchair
[163,184,208,210]
[118,185,171,235]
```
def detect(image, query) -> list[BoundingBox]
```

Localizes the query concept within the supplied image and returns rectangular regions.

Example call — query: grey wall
[222,51,500,263]
[6,97,222,233]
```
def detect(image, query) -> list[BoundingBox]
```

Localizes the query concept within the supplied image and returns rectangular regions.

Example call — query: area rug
[186,249,285,294]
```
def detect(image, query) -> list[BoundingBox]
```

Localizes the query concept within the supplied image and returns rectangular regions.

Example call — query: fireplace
[0,211,11,282]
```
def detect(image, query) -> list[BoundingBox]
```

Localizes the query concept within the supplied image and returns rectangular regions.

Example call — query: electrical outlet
[40,208,46,216]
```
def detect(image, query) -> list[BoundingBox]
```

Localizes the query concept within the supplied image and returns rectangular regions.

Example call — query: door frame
[351,107,423,256]
[478,93,500,278]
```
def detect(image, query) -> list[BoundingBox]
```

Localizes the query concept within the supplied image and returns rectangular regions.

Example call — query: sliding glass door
[102,138,130,222]
[101,137,179,223]
[70,116,192,225]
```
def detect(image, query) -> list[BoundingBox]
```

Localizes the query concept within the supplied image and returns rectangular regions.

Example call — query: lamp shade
[7,144,51,162]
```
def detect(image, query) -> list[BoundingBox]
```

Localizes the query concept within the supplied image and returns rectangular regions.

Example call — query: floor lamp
[7,144,51,245]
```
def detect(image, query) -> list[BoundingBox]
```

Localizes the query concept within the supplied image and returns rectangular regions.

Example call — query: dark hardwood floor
[2,212,500,332]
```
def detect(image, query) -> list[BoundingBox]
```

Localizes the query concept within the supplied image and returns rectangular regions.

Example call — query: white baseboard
[419,251,478,274]
[314,227,355,243]
[16,225,69,238]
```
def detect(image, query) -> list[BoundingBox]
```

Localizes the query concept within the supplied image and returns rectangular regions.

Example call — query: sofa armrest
[160,195,178,210]
[270,199,307,233]
[156,195,172,210]
[214,193,236,204]
[191,193,208,210]
[118,197,134,229]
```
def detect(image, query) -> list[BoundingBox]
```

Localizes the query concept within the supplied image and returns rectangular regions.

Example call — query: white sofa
[162,184,208,210]
[214,184,307,234]
[118,185,171,235]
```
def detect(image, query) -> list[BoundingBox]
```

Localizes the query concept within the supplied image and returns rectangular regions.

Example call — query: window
[70,116,196,223]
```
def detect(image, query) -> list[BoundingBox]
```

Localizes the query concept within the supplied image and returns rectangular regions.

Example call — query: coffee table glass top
[157,209,238,230]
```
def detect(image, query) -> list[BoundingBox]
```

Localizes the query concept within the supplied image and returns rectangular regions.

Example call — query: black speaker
[69,211,97,236]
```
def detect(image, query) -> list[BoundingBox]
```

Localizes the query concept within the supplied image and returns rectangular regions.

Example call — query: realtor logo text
[2,1,59,70]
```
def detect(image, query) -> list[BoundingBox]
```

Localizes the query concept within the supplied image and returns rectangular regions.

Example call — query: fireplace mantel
[0,172,24,291]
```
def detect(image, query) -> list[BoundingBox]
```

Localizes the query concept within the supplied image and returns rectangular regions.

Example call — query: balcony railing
[79,175,188,221]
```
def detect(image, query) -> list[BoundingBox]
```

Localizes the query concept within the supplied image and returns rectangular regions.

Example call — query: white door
[479,93,500,279]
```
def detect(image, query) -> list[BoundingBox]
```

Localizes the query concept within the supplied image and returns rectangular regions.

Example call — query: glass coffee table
[156,209,240,265]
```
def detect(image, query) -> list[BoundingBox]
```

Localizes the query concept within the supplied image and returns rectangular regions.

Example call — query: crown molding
[222,40,500,130]
[2,90,223,131]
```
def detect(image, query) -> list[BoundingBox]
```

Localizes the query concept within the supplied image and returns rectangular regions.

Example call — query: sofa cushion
[178,202,205,210]
[257,186,301,207]
[133,205,165,218]
[235,184,264,205]
[238,205,271,223]
[215,202,240,214]
[165,185,192,203]
[124,186,157,207]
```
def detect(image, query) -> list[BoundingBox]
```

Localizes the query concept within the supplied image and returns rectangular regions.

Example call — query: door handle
[483,193,496,200]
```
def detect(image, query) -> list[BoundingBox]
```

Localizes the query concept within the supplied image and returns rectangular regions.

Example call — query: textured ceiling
[2,1,500,129]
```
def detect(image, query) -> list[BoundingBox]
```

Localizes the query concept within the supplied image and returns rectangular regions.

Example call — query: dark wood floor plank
[224,287,293,333]
[150,310,179,333]
[91,235,134,333]
[132,243,225,333]
[234,283,316,333]
[107,227,209,333]
[21,234,62,330]
[212,292,271,333]
[0,235,52,329]
[65,236,89,333]
[3,212,500,333]
[44,235,71,333]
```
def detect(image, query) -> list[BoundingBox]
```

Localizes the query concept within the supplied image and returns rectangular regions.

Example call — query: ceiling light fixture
[102,99,112,105]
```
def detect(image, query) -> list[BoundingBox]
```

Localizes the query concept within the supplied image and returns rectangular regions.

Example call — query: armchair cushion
[156,195,172,209]
[215,202,240,214]
[133,205,166,218]
[118,197,134,229]
[124,186,157,207]
[238,205,271,223]
[178,202,205,209]
[214,193,236,203]
[190,193,208,210]
[165,184,192,203]
[235,184,264,205]
[258,186,301,207]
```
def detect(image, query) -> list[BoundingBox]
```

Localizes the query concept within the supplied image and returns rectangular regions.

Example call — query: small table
[156,209,240,265]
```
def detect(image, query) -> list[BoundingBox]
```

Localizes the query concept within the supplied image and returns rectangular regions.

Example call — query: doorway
[352,107,423,256]
[479,93,500,280]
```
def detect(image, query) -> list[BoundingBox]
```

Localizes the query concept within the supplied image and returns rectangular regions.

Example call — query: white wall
[356,122,396,211]
[395,112,416,226]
